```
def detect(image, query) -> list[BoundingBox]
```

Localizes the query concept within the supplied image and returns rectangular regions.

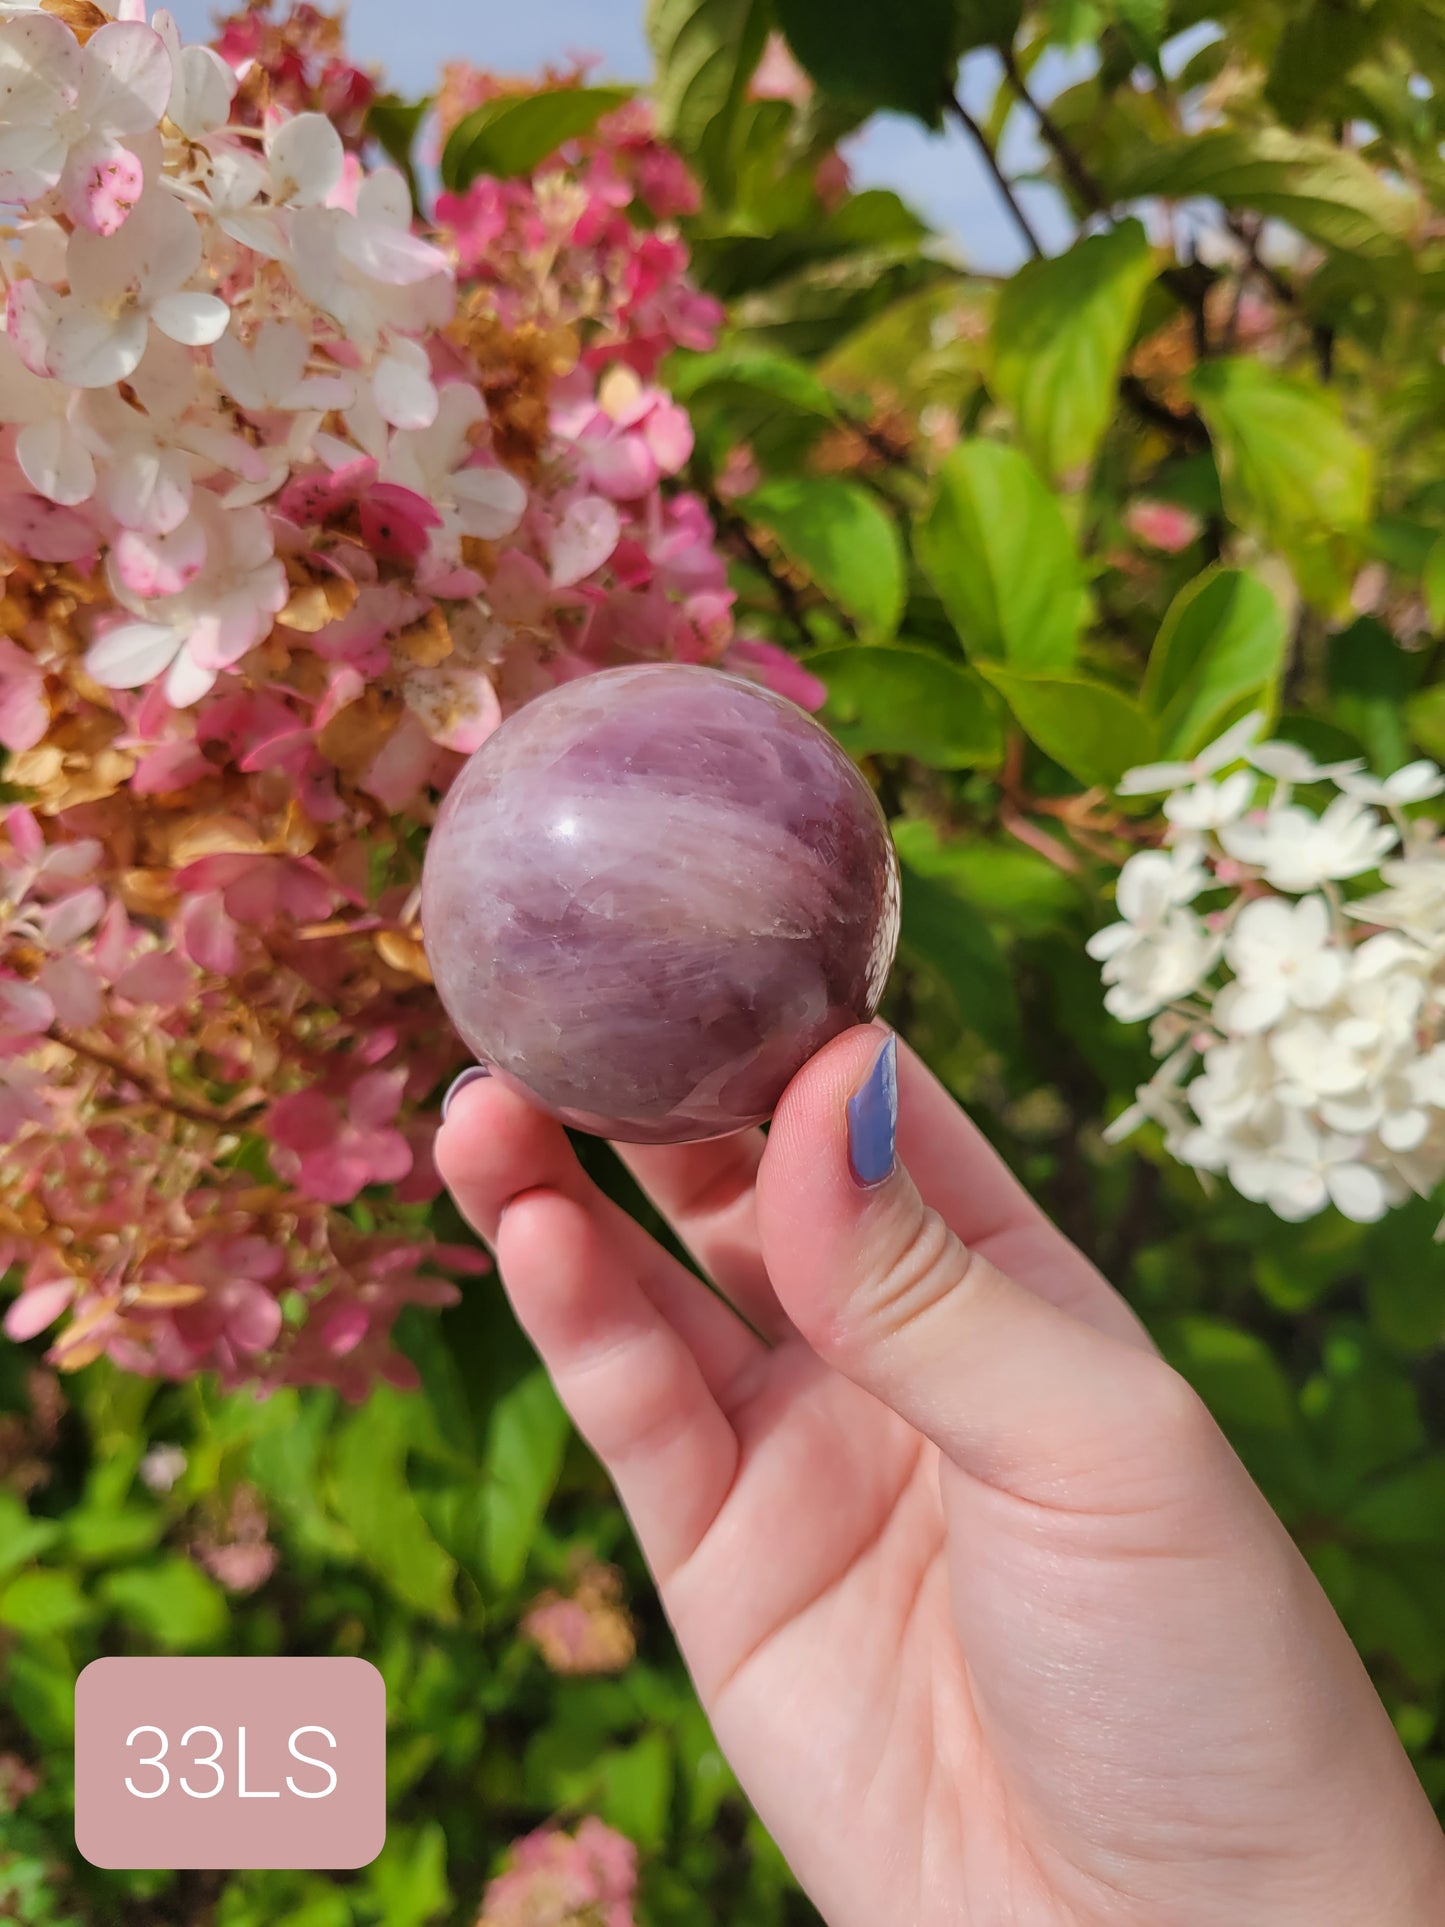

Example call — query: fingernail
[441,1064,490,1122]
[846,1033,897,1188]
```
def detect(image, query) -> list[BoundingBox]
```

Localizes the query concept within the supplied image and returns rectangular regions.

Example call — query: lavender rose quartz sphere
[420,663,900,1144]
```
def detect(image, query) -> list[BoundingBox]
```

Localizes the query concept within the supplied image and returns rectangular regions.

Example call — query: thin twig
[945,89,1045,260]
[51,1029,261,1131]
[999,46,1110,212]
[704,489,815,642]
[1000,47,1215,345]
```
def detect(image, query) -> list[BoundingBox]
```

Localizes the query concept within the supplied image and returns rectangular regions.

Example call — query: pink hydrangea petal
[5,806,44,866]
[112,518,208,598]
[37,954,102,1029]
[179,890,240,974]
[0,642,48,754]
[60,136,145,237]
[224,1280,283,1353]
[4,1276,76,1343]
[0,978,55,1034]
[550,496,621,587]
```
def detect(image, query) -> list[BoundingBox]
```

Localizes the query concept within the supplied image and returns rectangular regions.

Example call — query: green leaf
[805,644,1003,767]
[955,0,1023,51]
[1364,1202,1445,1354]
[741,477,904,635]
[63,1504,164,1567]
[669,345,840,419]
[1346,1461,1445,1547]
[1327,618,1413,772]
[329,1392,458,1621]
[1264,1,1392,129]
[1191,358,1373,550]
[1142,567,1287,757]
[648,0,770,197]
[440,86,633,191]
[1407,684,1445,764]
[915,443,1085,669]
[99,1558,227,1649]
[1114,128,1414,262]
[890,820,1080,935]
[0,1490,61,1580]
[7,1645,75,1745]
[595,1730,675,1849]
[977,668,1157,787]
[897,863,1020,1045]
[1158,1316,1297,1433]
[360,1821,450,1927]
[0,1568,90,1635]
[476,1366,570,1592]
[366,93,430,208]
[1424,533,1445,631]
[774,0,957,125]
[990,219,1158,481]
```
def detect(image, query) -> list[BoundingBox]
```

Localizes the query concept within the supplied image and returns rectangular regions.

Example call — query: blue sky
[166,0,1091,271]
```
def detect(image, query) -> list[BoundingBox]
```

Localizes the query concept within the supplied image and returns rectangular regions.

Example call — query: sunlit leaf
[806,643,1003,766]
[741,477,904,635]
[914,442,1084,668]
[441,86,633,191]
[991,219,1158,480]
[1143,566,1287,757]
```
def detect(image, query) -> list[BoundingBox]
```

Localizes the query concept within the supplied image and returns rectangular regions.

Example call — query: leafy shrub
[4,0,1445,1920]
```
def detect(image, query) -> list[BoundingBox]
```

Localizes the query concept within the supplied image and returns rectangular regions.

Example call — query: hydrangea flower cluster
[1093,713,1445,1226]
[478,1817,637,1927]
[0,2,795,1390]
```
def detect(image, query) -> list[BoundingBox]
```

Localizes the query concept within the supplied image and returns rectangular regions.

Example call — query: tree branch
[51,1029,260,1131]
[999,46,1216,346]
[999,46,1109,213]
[704,489,815,642]
[945,89,1045,261]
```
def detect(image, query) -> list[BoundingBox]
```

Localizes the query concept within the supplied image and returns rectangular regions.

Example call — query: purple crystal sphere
[420,663,900,1144]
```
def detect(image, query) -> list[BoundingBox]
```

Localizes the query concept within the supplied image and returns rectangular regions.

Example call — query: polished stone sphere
[421,662,900,1143]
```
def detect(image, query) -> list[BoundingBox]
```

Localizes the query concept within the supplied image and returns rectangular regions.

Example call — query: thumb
[755,1027,1203,1504]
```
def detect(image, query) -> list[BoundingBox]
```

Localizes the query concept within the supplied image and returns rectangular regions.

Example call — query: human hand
[437,1026,1445,1926]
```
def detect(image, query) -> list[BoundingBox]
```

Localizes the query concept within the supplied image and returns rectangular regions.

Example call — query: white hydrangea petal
[47,302,149,387]
[104,444,193,535]
[169,42,235,136]
[1197,709,1265,775]
[374,341,437,430]
[0,120,68,200]
[0,13,81,125]
[337,216,449,286]
[452,464,527,538]
[1116,759,1192,796]
[163,644,217,708]
[77,21,172,137]
[1387,760,1445,804]
[85,617,179,687]
[1326,1161,1390,1222]
[151,290,229,345]
[356,166,412,228]
[266,111,344,207]
[1213,979,1284,1036]
[5,277,59,375]
[16,415,95,505]
[256,318,312,393]
[1379,1109,1429,1153]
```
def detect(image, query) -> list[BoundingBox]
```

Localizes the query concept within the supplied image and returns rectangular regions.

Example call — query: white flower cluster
[0,1,525,708]
[1092,713,1445,1226]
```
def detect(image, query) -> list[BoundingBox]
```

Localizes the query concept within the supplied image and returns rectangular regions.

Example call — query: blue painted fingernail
[846,1034,897,1188]
[441,1064,490,1122]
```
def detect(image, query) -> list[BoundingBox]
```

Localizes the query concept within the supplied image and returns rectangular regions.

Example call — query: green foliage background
[8,0,1445,1919]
